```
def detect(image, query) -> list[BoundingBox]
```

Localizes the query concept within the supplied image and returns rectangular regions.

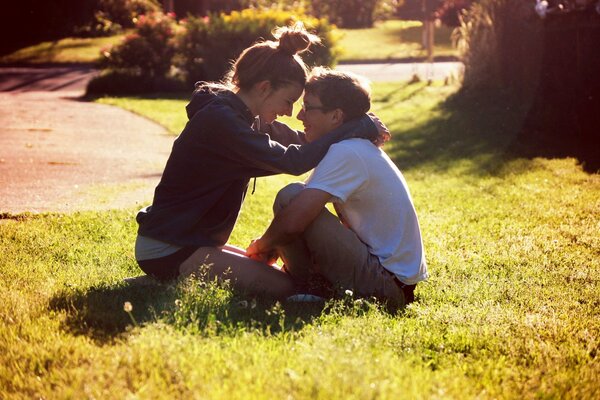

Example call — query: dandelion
[174,299,182,307]
[344,289,354,297]
[123,301,137,326]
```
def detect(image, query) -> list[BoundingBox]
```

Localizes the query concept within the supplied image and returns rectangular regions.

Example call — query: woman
[134,23,385,298]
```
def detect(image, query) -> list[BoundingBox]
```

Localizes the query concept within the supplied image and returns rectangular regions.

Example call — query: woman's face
[257,82,303,124]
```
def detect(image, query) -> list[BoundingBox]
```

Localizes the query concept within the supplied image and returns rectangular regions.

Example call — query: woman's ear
[255,80,272,98]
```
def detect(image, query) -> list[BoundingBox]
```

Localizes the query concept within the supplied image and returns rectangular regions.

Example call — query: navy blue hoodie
[136,87,377,248]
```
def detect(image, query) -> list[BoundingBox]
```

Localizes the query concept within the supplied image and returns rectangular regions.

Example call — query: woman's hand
[368,112,391,147]
[246,239,279,265]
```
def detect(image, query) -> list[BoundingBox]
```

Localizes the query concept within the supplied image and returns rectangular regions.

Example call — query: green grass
[2,82,599,398]
[337,20,458,62]
[0,34,125,64]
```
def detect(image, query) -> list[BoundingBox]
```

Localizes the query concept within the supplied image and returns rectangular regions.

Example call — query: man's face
[297,92,343,143]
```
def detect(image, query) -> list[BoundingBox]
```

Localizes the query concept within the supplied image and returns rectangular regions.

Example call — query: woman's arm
[261,120,308,146]
[205,110,379,176]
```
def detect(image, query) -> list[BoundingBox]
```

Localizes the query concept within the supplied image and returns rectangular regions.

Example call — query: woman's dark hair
[225,22,320,91]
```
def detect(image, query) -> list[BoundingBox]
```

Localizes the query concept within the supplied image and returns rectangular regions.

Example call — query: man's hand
[368,112,391,147]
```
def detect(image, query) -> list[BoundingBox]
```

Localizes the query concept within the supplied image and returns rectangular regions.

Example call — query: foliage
[452,0,542,92]
[100,0,161,29]
[242,1,402,27]
[435,0,474,26]
[100,12,177,77]
[310,0,395,28]
[74,0,162,37]
[86,70,186,95]
[174,8,339,83]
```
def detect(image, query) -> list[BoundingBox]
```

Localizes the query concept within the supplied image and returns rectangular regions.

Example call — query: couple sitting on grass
[134,23,427,309]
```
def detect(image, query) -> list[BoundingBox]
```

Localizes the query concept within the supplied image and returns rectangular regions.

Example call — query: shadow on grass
[384,86,536,176]
[48,279,328,343]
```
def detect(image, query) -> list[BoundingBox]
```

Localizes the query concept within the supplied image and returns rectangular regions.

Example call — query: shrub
[175,8,340,84]
[100,0,162,28]
[310,0,391,28]
[101,11,178,77]
[86,70,186,95]
[452,0,542,92]
[435,0,474,27]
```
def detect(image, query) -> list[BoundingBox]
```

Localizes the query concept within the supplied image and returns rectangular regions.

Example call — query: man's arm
[247,188,332,258]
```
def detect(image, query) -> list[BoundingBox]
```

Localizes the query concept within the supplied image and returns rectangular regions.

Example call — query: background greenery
[1,81,598,398]
[0,19,458,66]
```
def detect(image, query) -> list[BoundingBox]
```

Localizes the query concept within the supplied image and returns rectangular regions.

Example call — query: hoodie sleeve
[260,120,308,146]
[199,105,378,176]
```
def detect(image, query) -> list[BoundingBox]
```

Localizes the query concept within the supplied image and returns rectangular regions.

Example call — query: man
[246,68,428,308]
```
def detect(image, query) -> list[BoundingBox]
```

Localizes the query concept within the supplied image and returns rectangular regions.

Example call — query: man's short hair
[305,67,371,122]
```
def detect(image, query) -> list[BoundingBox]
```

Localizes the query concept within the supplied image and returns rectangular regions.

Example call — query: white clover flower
[344,289,354,297]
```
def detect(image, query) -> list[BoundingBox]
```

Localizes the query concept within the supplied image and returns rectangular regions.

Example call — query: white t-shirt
[306,139,428,285]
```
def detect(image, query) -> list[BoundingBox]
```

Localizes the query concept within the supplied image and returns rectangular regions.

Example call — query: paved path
[0,66,173,214]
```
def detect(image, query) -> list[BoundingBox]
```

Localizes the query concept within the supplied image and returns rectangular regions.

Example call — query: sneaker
[286,293,326,303]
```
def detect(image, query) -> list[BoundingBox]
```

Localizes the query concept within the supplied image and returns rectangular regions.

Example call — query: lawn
[0,20,457,65]
[0,34,126,65]
[337,20,458,62]
[1,82,598,399]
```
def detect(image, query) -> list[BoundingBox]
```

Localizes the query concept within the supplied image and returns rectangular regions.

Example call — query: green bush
[452,0,542,92]
[73,0,162,37]
[101,11,177,77]
[86,70,186,95]
[175,8,340,83]
[93,7,340,93]
[311,0,383,28]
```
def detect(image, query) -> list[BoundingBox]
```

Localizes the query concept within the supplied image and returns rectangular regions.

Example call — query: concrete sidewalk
[0,66,174,214]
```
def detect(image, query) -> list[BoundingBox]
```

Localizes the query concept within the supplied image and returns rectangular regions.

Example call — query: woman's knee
[273,182,305,213]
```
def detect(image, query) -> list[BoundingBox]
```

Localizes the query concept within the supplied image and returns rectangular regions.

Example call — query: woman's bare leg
[178,247,295,299]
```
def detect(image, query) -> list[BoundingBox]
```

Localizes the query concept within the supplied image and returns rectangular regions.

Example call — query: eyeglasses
[301,103,328,113]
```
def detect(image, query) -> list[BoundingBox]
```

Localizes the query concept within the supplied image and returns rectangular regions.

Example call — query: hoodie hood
[185,84,254,123]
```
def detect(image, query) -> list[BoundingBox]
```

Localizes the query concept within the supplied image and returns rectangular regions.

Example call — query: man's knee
[273,182,305,214]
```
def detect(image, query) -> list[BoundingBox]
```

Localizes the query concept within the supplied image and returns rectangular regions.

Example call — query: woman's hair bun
[274,22,320,56]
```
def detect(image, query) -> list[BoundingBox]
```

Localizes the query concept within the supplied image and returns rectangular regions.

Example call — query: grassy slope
[0,34,125,64]
[1,82,599,399]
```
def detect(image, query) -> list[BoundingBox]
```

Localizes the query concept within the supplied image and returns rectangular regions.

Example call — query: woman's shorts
[137,246,199,282]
